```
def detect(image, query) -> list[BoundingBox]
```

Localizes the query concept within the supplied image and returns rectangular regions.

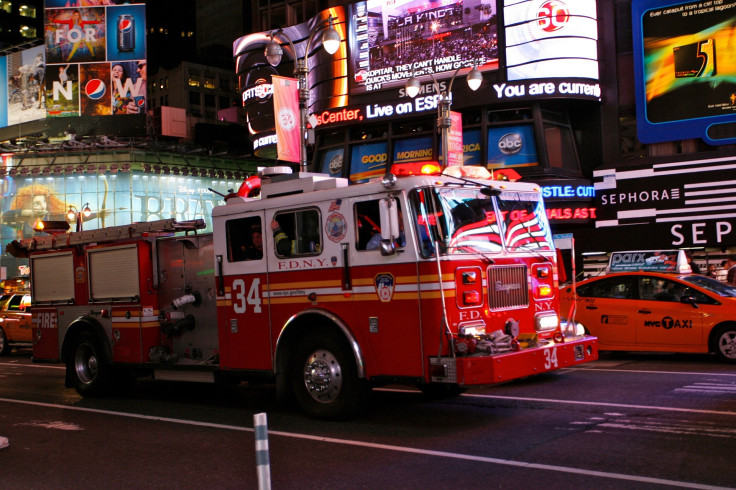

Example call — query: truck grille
[488,265,528,310]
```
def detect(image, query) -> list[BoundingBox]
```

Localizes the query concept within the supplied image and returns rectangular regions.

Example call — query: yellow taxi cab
[560,269,736,362]
[0,292,32,354]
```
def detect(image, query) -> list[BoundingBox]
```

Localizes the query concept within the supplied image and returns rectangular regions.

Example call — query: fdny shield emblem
[374,273,394,302]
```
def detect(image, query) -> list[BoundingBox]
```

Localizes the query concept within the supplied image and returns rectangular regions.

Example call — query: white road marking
[0,396,731,490]
[575,367,736,377]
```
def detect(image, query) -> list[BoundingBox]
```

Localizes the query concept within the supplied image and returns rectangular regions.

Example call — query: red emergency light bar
[389,161,442,176]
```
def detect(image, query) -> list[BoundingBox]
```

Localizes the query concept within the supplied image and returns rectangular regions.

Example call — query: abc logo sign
[328,153,343,175]
[498,133,522,156]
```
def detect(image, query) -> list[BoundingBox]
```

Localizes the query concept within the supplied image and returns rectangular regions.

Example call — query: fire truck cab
[11,165,597,419]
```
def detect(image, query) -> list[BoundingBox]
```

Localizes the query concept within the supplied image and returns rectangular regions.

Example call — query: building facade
[233,0,736,274]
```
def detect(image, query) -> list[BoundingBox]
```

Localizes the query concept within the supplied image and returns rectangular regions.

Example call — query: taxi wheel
[713,325,736,363]
[0,327,7,355]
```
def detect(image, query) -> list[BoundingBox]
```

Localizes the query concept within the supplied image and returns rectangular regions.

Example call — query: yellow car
[0,292,32,355]
[559,272,736,362]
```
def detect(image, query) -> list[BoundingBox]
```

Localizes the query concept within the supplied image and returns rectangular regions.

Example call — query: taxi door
[573,275,638,347]
[634,276,703,348]
[2,294,32,342]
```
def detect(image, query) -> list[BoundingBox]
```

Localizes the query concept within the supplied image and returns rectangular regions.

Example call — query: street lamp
[405,64,483,168]
[265,16,341,173]
[67,203,92,232]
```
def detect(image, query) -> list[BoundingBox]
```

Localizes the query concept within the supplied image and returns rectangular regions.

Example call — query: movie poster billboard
[632,0,736,145]
[0,172,233,249]
[348,0,499,94]
[0,2,147,130]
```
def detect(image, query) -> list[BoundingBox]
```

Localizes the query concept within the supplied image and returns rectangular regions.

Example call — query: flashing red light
[492,169,522,181]
[390,162,442,177]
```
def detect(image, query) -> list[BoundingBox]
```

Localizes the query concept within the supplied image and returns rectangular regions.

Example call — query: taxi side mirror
[680,295,699,308]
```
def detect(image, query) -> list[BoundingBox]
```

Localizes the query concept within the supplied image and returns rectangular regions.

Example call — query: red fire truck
[8,165,597,419]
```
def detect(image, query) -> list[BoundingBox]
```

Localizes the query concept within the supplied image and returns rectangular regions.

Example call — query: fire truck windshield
[409,187,553,256]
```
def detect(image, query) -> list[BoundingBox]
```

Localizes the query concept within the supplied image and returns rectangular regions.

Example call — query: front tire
[0,327,8,355]
[290,332,369,420]
[713,325,736,363]
[66,332,113,397]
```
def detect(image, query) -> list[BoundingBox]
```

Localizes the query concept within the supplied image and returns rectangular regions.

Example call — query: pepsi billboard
[632,0,736,145]
[0,1,146,129]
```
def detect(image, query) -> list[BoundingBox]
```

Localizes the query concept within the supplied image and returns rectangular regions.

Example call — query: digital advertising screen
[0,1,147,130]
[503,0,598,81]
[348,0,499,95]
[632,0,736,145]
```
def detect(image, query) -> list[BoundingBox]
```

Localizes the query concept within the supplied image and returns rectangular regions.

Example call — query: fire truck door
[218,213,271,370]
[350,197,424,377]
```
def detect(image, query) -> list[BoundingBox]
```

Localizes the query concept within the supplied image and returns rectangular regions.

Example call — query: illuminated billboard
[503,0,598,81]
[632,0,736,145]
[348,0,499,94]
[0,2,146,130]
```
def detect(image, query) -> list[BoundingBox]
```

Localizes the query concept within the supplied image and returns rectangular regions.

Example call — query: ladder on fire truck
[14,219,206,253]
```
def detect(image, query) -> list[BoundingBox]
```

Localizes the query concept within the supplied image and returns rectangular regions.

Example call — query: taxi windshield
[681,275,736,297]
[409,186,553,256]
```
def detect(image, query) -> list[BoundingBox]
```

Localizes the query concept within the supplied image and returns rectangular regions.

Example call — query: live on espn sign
[0,1,147,129]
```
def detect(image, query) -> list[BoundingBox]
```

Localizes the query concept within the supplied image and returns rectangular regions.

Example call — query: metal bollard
[254,412,271,490]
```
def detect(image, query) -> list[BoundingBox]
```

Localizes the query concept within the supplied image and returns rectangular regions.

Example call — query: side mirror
[379,239,395,257]
[378,197,400,256]
[680,295,699,308]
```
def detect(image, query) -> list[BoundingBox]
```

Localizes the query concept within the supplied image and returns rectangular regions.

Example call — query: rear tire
[290,332,369,420]
[0,327,8,355]
[66,331,113,397]
[713,325,736,363]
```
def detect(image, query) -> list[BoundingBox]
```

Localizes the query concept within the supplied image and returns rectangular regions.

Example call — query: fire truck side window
[272,208,321,257]
[354,200,405,251]
[226,216,263,262]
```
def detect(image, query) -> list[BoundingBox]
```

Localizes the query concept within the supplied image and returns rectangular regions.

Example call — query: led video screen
[632,0,736,144]
[348,0,499,95]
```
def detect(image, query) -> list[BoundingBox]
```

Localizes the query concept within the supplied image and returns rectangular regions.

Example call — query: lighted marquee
[632,0,736,145]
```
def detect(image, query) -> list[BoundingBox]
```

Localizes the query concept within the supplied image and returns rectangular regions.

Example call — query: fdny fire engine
[8,164,597,419]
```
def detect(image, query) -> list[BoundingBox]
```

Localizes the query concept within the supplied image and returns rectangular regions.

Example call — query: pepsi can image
[118,15,135,52]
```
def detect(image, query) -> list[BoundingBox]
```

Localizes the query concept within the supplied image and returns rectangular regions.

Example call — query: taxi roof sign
[607,250,692,274]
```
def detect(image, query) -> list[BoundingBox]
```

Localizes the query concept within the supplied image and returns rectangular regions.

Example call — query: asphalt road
[1,348,735,489]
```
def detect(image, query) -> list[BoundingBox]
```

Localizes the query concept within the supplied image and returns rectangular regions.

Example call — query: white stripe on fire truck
[111,316,159,323]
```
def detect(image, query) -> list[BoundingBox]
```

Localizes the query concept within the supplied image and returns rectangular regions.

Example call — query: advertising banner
[632,0,736,145]
[272,75,301,163]
[486,124,538,168]
[447,111,463,166]
[504,0,599,81]
[393,136,433,164]
[593,156,736,247]
[0,172,233,257]
[349,0,499,94]
[0,2,147,130]
[350,141,388,183]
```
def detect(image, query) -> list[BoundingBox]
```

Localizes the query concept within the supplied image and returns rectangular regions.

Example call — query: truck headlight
[535,313,559,333]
